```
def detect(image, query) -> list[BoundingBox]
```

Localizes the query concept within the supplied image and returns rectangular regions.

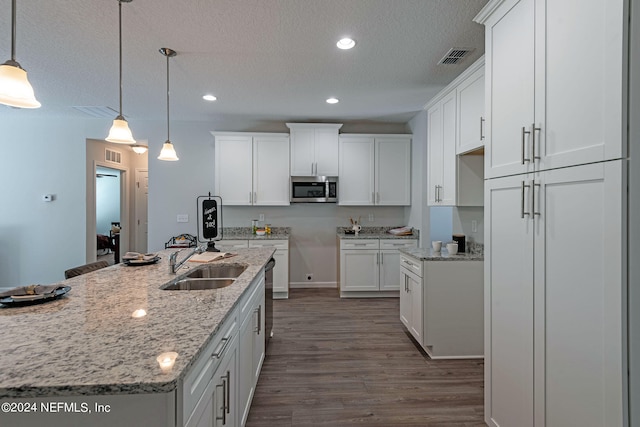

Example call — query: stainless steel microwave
[290,176,338,203]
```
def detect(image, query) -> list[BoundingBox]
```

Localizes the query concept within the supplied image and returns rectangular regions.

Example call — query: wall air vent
[438,48,474,65]
[105,148,122,164]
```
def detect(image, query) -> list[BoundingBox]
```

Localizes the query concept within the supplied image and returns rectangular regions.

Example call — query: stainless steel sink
[185,264,247,279]
[163,278,235,290]
[161,264,247,291]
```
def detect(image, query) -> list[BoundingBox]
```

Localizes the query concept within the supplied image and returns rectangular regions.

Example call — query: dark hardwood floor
[246,288,485,426]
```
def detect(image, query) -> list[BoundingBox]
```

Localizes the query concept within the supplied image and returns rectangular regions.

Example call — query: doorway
[135,168,148,253]
[96,166,121,265]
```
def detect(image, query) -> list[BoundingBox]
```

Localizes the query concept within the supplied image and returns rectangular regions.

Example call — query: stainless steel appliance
[264,257,275,348]
[290,176,338,203]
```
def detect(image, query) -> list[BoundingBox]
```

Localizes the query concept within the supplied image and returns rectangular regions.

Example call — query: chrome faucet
[169,245,205,274]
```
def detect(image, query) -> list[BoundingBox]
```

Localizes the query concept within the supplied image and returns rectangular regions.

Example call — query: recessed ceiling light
[203,94,217,101]
[326,97,339,104]
[337,38,356,50]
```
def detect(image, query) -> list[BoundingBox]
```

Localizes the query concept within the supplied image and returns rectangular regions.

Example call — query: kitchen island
[0,247,274,426]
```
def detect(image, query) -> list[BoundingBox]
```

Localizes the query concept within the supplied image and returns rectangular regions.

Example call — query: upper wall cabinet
[338,134,411,206]
[475,0,626,179]
[457,67,485,155]
[426,57,485,207]
[213,132,290,206]
[286,123,343,176]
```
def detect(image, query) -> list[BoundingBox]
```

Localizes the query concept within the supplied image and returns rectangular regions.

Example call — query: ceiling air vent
[105,148,122,164]
[73,106,119,118]
[438,48,474,65]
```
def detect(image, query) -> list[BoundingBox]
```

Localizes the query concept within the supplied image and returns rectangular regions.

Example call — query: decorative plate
[0,286,71,307]
[123,256,161,266]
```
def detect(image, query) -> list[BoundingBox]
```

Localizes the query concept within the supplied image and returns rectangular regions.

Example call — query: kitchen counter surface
[0,247,274,399]
[336,226,419,240]
[220,226,290,240]
[399,247,484,261]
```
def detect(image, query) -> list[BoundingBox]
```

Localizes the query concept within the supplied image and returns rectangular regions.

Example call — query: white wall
[95,167,120,236]
[429,206,453,244]
[405,111,429,247]
[453,206,484,244]
[0,116,104,286]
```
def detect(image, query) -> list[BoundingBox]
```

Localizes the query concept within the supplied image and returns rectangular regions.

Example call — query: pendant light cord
[10,0,16,61]
[118,0,123,117]
[166,53,170,141]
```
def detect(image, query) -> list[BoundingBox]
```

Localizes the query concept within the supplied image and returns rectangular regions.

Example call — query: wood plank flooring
[246,288,485,426]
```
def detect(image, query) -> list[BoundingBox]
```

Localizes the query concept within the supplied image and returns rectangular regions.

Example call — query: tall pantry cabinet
[475,0,633,426]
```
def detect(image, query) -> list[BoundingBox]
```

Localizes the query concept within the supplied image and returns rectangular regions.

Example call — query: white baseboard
[289,281,337,289]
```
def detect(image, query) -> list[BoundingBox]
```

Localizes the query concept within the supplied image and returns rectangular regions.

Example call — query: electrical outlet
[259,213,265,222]
[471,220,478,233]
[305,273,313,281]
[368,213,374,222]
[177,214,189,223]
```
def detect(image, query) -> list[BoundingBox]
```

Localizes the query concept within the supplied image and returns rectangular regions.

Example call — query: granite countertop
[336,226,419,240]
[399,247,484,261]
[0,247,274,399]
[220,226,290,240]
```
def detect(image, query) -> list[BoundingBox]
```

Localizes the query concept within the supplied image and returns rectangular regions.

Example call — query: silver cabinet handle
[532,124,541,161]
[480,117,485,140]
[376,253,379,265]
[532,180,541,217]
[522,126,531,164]
[224,370,231,417]
[212,336,231,359]
[254,192,257,204]
[254,306,261,334]
[521,181,531,219]
[380,253,383,264]
[249,192,253,204]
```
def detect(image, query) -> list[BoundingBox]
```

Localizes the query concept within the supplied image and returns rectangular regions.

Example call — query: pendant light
[0,0,40,108]
[106,0,136,144]
[157,48,179,161]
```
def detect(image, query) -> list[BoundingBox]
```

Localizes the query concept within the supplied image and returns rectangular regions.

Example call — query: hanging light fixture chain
[166,52,170,141]
[118,0,123,116]
[10,0,16,61]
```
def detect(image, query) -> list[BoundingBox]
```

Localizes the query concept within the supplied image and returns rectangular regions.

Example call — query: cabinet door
[440,90,457,206]
[253,136,290,205]
[533,162,624,426]
[213,336,237,427]
[238,311,254,427]
[253,286,266,388]
[399,269,411,329]
[186,378,215,427]
[379,250,400,291]
[535,0,625,171]
[427,103,443,205]
[340,250,379,291]
[290,128,315,176]
[483,0,535,179]
[408,273,423,344]
[457,67,485,154]
[338,136,375,205]
[375,137,411,205]
[314,127,339,176]
[214,136,253,205]
[485,173,534,427]
[271,250,289,294]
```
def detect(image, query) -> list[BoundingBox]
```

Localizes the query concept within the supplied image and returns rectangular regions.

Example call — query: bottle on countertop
[251,219,258,234]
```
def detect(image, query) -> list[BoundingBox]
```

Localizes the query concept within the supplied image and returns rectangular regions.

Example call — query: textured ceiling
[0,0,487,129]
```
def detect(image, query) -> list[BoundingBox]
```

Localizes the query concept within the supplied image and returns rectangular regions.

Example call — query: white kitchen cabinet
[457,66,485,155]
[427,89,457,206]
[399,257,423,344]
[484,161,624,427]
[215,240,249,252]
[286,123,343,176]
[476,0,625,179]
[339,238,417,297]
[249,240,289,298]
[213,132,290,206]
[400,253,483,359]
[338,134,411,206]
[183,311,238,427]
[238,274,265,427]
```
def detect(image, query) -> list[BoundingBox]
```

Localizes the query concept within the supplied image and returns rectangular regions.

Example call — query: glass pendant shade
[106,116,136,144]
[131,144,148,154]
[0,62,40,108]
[157,141,179,161]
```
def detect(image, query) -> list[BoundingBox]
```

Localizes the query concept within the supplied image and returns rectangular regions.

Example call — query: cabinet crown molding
[473,0,510,24]
[423,55,485,111]
[286,123,343,130]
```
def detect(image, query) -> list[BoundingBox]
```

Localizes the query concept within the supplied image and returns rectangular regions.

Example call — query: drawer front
[400,254,422,277]
[340,239,379,250]
[182,311,237,419]
[217,240,249,250]
[248,240,289,250]
[380,239,418,250]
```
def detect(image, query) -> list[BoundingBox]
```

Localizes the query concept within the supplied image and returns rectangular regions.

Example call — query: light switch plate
[471,220,477,233]
[177,214,189,223]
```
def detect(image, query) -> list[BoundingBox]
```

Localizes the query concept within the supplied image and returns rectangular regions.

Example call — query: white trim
[423,55,485,111]
[289,281,337,289]
[473,0,511,24]
[210,131,289,138]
